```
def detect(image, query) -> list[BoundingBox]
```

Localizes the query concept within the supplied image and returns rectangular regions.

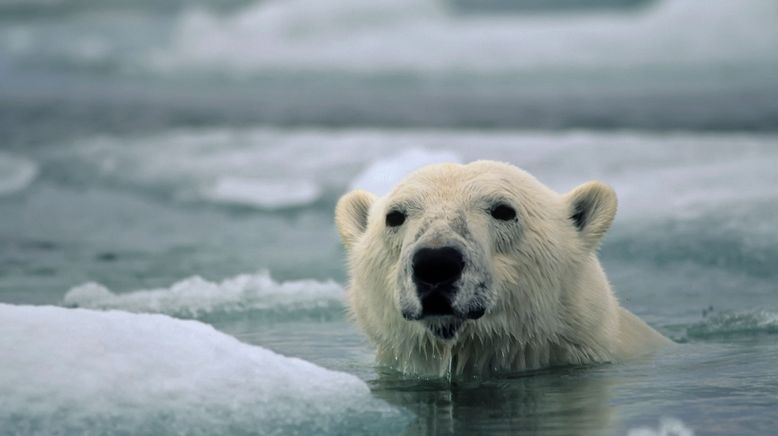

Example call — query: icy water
[2,0,778,435]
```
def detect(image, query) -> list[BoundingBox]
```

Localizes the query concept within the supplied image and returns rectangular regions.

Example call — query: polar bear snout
[412,247,464,290]
[412,246,465,317]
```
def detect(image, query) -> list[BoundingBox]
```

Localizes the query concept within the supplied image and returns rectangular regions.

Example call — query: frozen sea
[1,0,777,434]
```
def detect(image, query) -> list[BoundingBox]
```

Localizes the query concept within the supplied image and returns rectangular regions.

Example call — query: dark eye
[386,210,406,227]
[491,204,516,221]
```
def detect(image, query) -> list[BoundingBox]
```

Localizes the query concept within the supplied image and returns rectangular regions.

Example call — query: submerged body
[336,161,671,377]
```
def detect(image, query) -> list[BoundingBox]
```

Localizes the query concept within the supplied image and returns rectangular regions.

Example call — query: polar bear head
[336,160,617,357]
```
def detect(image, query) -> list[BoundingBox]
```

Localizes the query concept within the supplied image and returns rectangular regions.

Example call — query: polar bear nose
[413,247,465,288]
[412,247,464,315]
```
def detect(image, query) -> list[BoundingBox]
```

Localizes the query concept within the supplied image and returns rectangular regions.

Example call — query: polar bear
[336,160,671,377]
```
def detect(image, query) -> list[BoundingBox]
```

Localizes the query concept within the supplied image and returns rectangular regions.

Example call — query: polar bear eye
[490,204,516,221]
[386,210,406,227]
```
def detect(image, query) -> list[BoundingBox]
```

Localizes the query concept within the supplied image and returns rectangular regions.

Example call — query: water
[1,0,777,434]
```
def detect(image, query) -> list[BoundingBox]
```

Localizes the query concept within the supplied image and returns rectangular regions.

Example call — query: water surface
[1,0,777,434]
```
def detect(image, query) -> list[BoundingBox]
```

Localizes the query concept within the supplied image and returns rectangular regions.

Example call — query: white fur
[336,161,671,377]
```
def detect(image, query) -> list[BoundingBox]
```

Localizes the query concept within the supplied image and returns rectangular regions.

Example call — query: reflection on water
[228,317,778,435]
[373,367,614,435]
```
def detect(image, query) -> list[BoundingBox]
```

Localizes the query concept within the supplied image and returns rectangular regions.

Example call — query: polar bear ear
[335,190,376,249]
[565,181,617,251]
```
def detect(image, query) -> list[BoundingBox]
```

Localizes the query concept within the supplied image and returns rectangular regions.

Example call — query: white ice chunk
[0,152,38,196]
[349,148,462,196]
[628,417,695,436]
[64,271,344,319]
[0,304,407,435]
[201,176,321,209]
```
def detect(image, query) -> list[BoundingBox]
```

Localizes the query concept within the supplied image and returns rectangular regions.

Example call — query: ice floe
[0,303,407,435]
[64,270,345,320]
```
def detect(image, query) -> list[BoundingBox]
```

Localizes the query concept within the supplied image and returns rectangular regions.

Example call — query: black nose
[413,247,465,289]
[413,247,465,316]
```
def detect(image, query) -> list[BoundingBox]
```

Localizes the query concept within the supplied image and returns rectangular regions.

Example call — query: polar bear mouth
[425,318,464,340]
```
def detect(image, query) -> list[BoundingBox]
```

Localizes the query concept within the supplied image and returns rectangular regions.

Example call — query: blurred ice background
[1,0,777,434]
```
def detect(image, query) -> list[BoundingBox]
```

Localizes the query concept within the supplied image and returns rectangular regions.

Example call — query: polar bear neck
[374,331,612,378]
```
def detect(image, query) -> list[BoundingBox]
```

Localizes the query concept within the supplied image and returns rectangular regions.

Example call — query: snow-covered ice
[0,304,407,435]
[64,270,345,320]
